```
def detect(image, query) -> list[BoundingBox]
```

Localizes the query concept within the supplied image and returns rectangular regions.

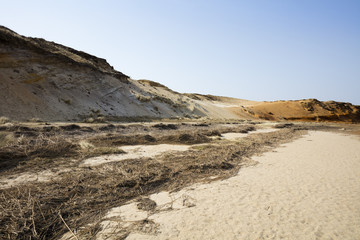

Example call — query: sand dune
[1,26,359,123]
[245,99,360,122]
[123,131,360,240]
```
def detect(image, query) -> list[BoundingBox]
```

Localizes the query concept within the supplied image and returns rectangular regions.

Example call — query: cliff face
[0,26,359,123]
[0,26,128,79]
[0,26,230,121]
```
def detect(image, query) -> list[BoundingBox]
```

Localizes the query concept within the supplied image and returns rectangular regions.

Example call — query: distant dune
[1,26,359,123]
[244,99,360,122]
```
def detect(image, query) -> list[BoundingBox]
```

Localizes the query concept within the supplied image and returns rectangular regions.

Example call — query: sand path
[126,131,360,240]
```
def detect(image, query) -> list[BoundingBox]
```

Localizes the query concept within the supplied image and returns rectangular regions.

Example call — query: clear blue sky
[1,0,360,104]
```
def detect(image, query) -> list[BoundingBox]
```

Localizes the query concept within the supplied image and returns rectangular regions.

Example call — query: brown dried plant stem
[58,211,79,240]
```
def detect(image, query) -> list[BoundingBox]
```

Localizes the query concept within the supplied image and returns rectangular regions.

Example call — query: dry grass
[0,134,79,173]
[0,117,10,124]
[88,124,256,147]
[0,121,346,239]
[273,123,294,128]
[0,133,15,147]
[27,118,43,123]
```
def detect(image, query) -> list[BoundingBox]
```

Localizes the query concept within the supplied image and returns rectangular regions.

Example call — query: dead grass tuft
[87,147,126,157]
[0,134,79,172]
[153,123,178,130]
[0,116,10,124]
[137,198,157,211]
[27,118,43,123]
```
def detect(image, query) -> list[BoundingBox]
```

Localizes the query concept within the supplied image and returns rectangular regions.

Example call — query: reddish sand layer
[245,99,360,122]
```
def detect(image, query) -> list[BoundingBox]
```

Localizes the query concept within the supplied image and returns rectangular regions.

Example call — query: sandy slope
[246,99,360,122]
[125,131,360,240]
[2,26,359,122]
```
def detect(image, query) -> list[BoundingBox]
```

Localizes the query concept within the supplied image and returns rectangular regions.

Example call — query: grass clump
[0,134,79,172]
[0,132,15,147]
[0,116,10,124]
[88,147,125,157]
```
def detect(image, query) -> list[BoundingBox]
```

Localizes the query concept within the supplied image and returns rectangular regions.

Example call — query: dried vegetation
[0,121,347,239]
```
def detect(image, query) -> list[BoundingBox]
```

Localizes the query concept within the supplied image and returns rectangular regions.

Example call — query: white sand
[221,128,279,140]
[0,169,69,189]
[81,144,191,167]
[124,131,360,240]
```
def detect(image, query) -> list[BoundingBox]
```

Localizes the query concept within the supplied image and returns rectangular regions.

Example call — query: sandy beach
[2,9,360,240]
[120,131,360,240]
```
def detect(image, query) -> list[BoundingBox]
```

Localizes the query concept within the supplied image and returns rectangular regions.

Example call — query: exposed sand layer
[119,131,360,240]
[247,99,360,122]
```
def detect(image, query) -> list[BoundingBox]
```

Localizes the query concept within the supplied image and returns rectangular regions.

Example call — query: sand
[0,169,70,189]
[81,144,191,167]
[121,131,360,240]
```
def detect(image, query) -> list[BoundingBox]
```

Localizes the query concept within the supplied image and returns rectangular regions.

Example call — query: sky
[1,0,360,104]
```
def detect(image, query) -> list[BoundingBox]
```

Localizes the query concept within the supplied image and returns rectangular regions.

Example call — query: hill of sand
[0,26,249,121]
[246,99,360,122]
[1,26,359,123]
